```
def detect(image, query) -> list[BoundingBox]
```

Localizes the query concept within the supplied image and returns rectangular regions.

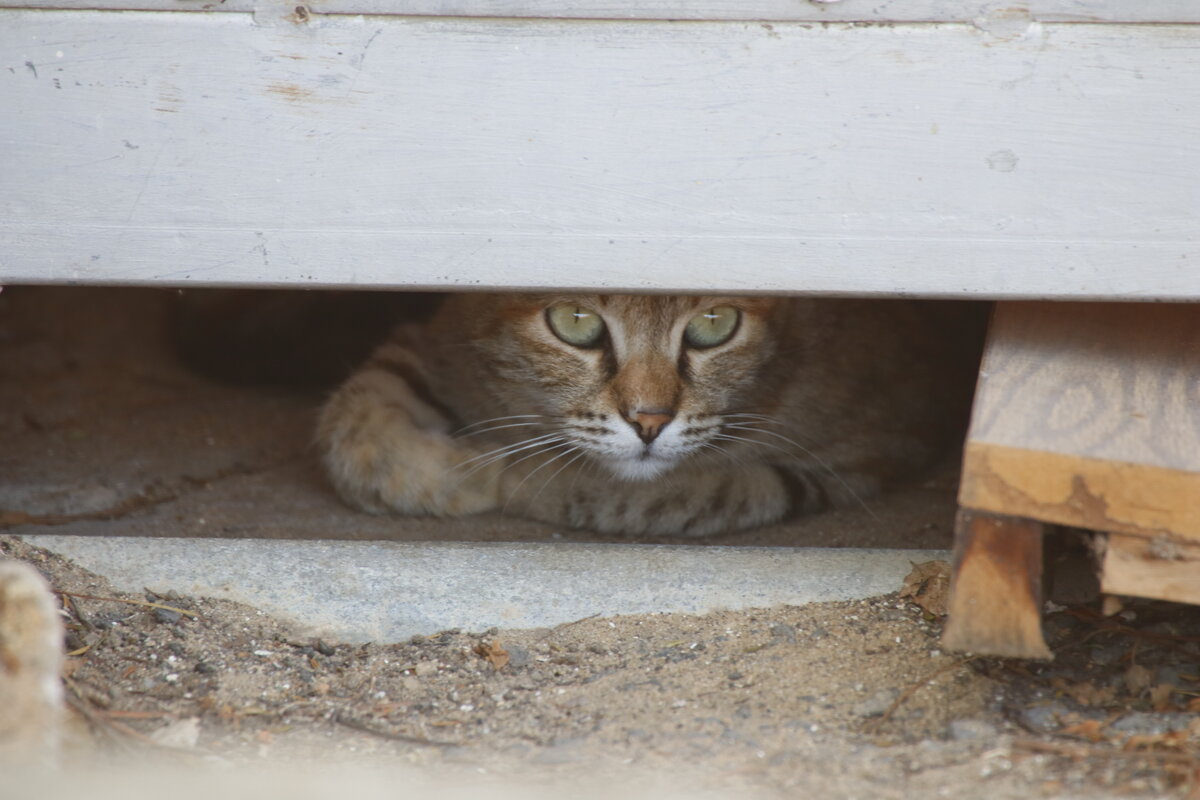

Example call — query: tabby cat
[317,294,982,536]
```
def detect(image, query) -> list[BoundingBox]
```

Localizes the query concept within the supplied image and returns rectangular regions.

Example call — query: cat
[0,560,64,765]
[317,294,984,537]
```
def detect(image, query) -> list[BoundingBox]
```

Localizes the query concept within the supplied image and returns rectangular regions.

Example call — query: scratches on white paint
[123,142,166,225]
[6,0,1200,23]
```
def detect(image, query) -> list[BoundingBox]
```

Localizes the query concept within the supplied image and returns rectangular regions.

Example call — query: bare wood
[941,510,1051,660]
[959,443,1200,543]
[962,301,1200,559]
[1100,533,1200,606]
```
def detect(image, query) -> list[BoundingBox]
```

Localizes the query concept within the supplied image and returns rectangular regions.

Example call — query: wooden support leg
[941,508,1052,660]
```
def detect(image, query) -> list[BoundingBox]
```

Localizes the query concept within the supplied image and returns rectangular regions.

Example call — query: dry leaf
[898,560,951,617]
[1124,663,1154,696]
[1061,719,1107,743]
[474,640,510,671]
[1053,677,1117,706]
[1150,683,1177,712]
[1124,730,1188,753]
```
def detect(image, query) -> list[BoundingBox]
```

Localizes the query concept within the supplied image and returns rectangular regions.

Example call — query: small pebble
[947,718,998,741]
[506,645,532,668]
[769,623,797,644]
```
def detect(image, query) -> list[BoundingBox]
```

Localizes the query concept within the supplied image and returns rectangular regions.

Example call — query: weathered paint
[2,12,1198,295]
[8,0,1200,23]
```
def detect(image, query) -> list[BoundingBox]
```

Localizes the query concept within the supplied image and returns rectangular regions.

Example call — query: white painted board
[8,0,1200,23]
[2,12,1199,297]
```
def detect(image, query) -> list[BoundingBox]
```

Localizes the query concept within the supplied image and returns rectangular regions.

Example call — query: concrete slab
[25,535,948,642]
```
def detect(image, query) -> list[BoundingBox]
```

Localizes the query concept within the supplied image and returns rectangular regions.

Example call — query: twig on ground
[538,612,601,640]
[1014,738,1200,767]
[864,656,976,735]
[332,712,463,748]
[55,590,199,619]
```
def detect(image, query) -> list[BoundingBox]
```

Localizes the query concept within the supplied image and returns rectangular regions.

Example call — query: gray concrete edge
[21,535,949,643]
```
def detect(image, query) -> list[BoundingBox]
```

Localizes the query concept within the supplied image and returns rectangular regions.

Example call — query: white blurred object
[0,560,64,766]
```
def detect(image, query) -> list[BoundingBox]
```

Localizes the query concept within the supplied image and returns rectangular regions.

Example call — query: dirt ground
[3,287,1200,797]
[5,534,1200,798]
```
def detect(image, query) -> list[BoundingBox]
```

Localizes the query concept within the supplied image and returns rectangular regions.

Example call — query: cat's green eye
[684,306,741,349]
[546,304,606,348]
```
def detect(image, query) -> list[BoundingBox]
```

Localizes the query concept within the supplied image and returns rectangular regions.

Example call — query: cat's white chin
[604,455,678,482]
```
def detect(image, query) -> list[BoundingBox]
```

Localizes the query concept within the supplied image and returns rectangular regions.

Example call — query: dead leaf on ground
[1150,683,1177,712]
[1126,731,1190,753]
[1053,677,1118,707]
[474,640,510,671]
[1061,719,1107,743]
[1125,663,1154,696]
[898,560,951,618]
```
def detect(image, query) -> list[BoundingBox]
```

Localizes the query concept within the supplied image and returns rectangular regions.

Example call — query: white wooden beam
[7,0,1200,23]
[2,12,1198,296]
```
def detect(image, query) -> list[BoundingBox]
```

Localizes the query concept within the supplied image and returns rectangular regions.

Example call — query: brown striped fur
[317,294,983,536]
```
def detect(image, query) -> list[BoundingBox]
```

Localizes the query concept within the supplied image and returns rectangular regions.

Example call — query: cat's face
[458,294,786,481]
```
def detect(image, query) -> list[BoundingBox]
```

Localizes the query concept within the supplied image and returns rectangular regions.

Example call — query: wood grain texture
[941,510,1051,660]
[2,14,1199,293]
[1101,533,1200,606]
[962,302,1200,545]
[968,303,1200,472]
[960,443,1200,543]
[8,0,1200,23]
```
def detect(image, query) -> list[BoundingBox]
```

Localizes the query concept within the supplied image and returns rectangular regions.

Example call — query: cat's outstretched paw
[317,365,501,517]
[0,560,64,766]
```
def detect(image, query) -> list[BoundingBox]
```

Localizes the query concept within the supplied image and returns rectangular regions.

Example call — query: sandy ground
[2,286,1200,797]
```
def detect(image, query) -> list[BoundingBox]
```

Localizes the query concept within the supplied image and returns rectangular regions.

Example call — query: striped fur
[317,295,981,536]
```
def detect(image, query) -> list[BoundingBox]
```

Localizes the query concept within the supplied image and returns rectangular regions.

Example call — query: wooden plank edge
[941,509,1052,660]
[959,442,1200,543]
[5,0,1200,23]
[1100,532,1200,606]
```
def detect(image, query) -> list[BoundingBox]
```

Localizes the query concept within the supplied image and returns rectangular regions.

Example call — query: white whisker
[502,446,581,515]
[451,433,566,479]
[453,414,546,435]
[716,426,878,520]
[453,421,546,439]
[528,448,589,509]
[493,440,570,479]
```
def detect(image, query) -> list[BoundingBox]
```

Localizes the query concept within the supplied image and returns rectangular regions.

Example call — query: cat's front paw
[317,368,500,517]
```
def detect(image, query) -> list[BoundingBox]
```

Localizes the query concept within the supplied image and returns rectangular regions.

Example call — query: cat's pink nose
[629,410,674,444]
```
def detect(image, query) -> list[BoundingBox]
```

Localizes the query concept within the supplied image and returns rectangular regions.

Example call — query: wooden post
[948,301,1200,658]
[941,509,1052,660]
